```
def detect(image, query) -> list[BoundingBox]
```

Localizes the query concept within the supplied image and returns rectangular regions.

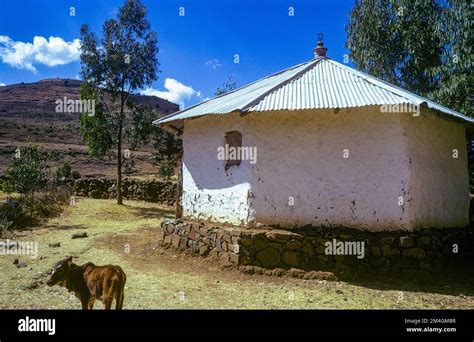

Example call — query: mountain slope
[0,78,179,178]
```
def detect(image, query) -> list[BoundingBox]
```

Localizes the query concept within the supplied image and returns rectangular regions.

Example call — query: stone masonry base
[160,220,474,279]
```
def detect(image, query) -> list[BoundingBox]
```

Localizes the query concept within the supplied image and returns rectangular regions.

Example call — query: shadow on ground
[337,266,474,297]
[129,205,175,221]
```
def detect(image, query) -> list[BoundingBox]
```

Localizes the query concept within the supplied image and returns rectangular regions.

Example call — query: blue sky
[0,0,355,107]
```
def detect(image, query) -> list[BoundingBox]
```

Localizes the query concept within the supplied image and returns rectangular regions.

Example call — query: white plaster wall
[402,109,469,228]
[180,106,469,231]
[247,107,413,231]
[181,113,254,225]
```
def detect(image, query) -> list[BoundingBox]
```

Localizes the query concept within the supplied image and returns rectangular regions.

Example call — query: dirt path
[0,198,473,309]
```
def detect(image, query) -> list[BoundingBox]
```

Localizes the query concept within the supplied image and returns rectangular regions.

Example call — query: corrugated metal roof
[155,57,473,127]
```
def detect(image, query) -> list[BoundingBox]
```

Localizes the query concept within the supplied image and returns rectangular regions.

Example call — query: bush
[56,162,81,181]
[71,170,81,179]
[159,161,174,180]
[0,185,72,232]
[56,162,72,180]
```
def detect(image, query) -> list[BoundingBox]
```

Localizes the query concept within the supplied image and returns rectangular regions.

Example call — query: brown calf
[46,256,126,310]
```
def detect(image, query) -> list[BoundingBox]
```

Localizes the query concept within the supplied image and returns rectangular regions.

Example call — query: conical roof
[155,57,473,130]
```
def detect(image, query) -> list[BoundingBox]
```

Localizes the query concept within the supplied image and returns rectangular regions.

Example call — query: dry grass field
[0,197,473,309]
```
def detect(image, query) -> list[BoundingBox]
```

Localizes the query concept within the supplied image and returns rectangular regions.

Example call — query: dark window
[225,130,242,170]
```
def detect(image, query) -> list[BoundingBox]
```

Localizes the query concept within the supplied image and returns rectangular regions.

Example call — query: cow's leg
[103,297,112,310]
[115,289,124,310]
[88,299,95,310]
[81,298,89,310]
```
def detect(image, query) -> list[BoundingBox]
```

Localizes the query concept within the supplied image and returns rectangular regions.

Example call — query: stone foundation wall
[72,177,176,205]
[160,220,474,278]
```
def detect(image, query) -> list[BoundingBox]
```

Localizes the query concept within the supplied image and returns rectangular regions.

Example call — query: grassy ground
[0,197,473,309]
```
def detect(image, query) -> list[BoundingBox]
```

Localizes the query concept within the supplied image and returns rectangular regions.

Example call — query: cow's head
[46,256,73,287]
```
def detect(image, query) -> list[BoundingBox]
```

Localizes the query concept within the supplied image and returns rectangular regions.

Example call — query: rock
[381,245,400,257]
[229,253,239,264]
[286,239,303,250]
[282,250,303,267]
[403,248,426,259]
[71,232,88,239]
[16,260,27,268]
[254,237,268,251]
[239,265,265,275]
[256,247,281,269]
[417,236,432,247]
[163,235,172,245]
[48,243,61,247]
[302,243,314,255]
[171,234,180,248]
[219,253,230,264]
[199,246,209,256]
[303,271,337,281]
[399,236,414,248]
[286,268,306,279]
[271,268,287,277]
[241,238,253,247]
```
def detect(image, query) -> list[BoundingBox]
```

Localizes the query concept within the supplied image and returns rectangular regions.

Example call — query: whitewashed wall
[180,107,469,231]
[181,113,255,225]
[248,107,412,231]
[402,109,469,228]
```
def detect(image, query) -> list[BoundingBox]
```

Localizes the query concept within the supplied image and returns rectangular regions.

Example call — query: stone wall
[72,177,176,205]
[160,220,474,279]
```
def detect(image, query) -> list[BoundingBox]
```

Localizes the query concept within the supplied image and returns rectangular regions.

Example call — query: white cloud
[0,82,5,86]
[205,58,222,70]
[0,35,81,73]
[141,78,201,104]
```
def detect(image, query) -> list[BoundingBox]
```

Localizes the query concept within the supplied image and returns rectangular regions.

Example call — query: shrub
[2,143,52,196]
[56,162,72,180]
[159,161,174,180]
[71,170,81,179]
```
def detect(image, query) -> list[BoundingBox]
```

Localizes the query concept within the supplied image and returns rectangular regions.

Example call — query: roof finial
[314,32,327,59]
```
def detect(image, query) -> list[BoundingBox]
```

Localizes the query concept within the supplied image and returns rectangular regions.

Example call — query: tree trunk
[117,134,123,205]
[117,97,124,205]
[175,155,183,218]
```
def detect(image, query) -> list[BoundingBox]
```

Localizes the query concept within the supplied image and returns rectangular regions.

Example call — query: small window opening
[224,131,242,170]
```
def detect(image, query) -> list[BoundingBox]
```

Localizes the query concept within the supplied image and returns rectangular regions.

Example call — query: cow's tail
[115,267,126,310]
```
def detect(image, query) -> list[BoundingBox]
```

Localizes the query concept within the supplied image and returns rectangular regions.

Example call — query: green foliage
[346,0,471,116]
[428,1,472,116]
[71,170,81,180]
[159,157,174,180]
[2,143,52,196]
[56,162,72,180]
[153,128,182,162]
[56,162,81,181]
[79,0,160,204]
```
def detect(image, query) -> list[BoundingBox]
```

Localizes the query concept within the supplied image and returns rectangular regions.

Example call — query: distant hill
[0,78,179,179]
